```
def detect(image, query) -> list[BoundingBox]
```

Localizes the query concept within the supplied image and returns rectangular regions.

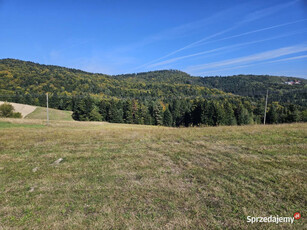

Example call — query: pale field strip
[0,101,37,118]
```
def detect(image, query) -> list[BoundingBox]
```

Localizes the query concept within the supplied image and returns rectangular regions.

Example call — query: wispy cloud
[190,18,307,50]
[133,26,237,71]
[134,0,301,71]
[147,47,228,68]
[197,53,307,76]
[128,10,242,71]
[147,29,307,68]
[266,54,307,63]
[242,0,299,23]
[186,44,307,72]
[116,5,243,56]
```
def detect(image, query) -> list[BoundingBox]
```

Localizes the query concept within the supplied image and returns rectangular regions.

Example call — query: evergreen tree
[253,100,264,124]
[224,102,237,125]
[178,100,191,126]
[108,100,123,123]
[163,108,173,126]
[58,99,64,110]
[98,100,109,121]
[191,100,202,126]
[201,100,212,126]
[72,99,88,121]
[89,105,102,121]
[24,94,33,105]
[123,100,133,124]
[170,100,180,126]
[83,96,94,116]
[234,103,252,125]
[49,93,59,109]
[183,111,191,127]
[136,103,150,125]
[301,110,307,122]
[132,100,140,124]
[287,104,300,122]
[267,103,278,124]
[153,102,163,125]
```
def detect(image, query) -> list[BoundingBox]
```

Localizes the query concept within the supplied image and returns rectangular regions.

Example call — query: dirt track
[0,101,36,118]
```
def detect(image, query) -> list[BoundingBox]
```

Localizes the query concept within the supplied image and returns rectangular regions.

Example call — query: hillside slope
[0,101,73,121]
[201,75,307,105]
[0,58,225,100]
[25,107,73,121]
[0,119,306,229]
[0,58,306,126]
[1,58,305,100]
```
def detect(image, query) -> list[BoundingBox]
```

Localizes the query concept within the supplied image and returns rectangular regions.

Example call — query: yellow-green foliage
[0,103,22,118]
[0,59,227,99]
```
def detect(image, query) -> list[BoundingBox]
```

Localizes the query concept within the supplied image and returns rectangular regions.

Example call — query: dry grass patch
[0,119,306,229]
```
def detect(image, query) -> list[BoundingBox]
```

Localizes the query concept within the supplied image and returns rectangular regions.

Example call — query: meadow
[25,107,73,121]
[0,119,306,229]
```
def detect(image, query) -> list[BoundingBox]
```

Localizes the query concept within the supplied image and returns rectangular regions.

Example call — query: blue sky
[0,0,307,77]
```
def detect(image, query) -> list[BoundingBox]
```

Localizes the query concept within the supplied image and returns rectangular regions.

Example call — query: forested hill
[0,58,306,126]
[0,58,225,99]
[1,58,306,100]
[201,75,307,105]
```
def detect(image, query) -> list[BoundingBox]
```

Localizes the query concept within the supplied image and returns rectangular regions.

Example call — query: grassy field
[25,107,73,121]
[0,119,306,229]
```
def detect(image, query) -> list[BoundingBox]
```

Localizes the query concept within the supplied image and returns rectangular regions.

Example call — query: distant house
[284,80,301,85]
[294,80,301,84]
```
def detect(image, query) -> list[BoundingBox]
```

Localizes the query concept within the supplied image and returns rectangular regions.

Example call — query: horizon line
[0,57,306,79]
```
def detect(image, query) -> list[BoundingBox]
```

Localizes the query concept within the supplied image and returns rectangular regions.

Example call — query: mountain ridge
[1,58,306,99]
[1,58,306,80]
[0,58,306,126]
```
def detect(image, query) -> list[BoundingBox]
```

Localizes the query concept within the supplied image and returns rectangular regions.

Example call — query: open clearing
[25,107,73,121]
[0,119,306,229]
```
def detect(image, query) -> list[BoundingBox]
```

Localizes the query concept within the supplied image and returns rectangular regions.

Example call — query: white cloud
[196,53,307,77]
[186,45,307,72]
[242,0,299,23]
[147,30,307,68]
[191,18,307,50]
[134,0,301,71]
[266,54,307,63]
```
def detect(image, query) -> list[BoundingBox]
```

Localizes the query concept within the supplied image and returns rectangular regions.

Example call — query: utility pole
[263,90,268,125]
[46,93,49,125]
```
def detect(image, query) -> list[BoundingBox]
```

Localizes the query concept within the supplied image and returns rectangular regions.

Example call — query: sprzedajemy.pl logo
[247,212,301,224]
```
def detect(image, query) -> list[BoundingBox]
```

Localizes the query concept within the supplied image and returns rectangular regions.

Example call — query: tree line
[71,96,305,126]
[0,59,306,126]
[1,92,305,127]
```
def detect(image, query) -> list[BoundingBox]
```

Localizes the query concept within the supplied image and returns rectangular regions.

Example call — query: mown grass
[25,107,73,121]
[0,121,45,129]
[0,119,306,229]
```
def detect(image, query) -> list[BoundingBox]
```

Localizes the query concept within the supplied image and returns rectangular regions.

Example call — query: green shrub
[0,103,22,118]
[12,112,22,118]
